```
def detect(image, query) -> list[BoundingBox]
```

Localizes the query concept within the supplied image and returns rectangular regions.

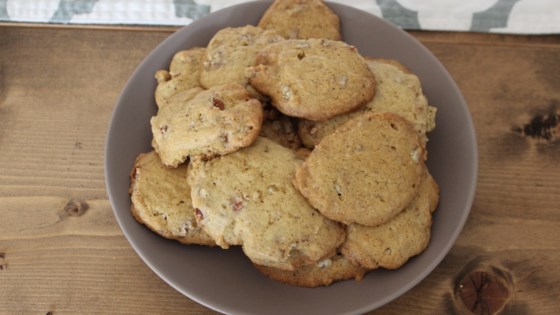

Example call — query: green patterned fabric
[0,0,558,34]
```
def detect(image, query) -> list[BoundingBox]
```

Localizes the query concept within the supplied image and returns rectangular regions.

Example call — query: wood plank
[0,21,180,33]
[1,26,559,314]
[410,30,560,47]
[376,31,560,315]
[0,26,214,314]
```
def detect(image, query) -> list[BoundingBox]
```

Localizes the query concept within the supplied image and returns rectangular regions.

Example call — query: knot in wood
[514,110,560,142]
[456,269,511,315]
[0,252,7,271]
[64,199,89,217]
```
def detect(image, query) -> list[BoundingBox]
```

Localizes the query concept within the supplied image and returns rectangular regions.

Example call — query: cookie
[298,58,437,148]
[199,25,283,89]
[154,47,205,107]
[188,137,345,271]
[340,172,439,269]
[260,105,302,150]
[258,0,341,40]
[247,38,375,121]
[129,151,215,246]
[164,86,204,105]
[254,254,368,288]
[150,83,263,167]
[293,112,425,227]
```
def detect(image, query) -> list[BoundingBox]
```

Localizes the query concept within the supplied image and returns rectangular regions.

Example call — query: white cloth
[1,0,559,34]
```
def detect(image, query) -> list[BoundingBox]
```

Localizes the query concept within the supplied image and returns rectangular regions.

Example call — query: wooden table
[1,24,559,314]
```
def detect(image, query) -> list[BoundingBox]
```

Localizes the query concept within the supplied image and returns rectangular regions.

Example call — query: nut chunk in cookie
[341,172,439,269]
[200,25,283,89]
[129,151,215,246]
[150,83,263,167]
[248,39,376,121]
[154,47,205,108]
[188,137,345,271]
[258,0,341,40]
[293,112,425,227]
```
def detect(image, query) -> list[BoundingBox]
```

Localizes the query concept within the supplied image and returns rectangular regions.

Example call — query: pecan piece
[212,97,225,110]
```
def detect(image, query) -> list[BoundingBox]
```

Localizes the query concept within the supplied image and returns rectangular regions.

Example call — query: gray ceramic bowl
[105,2,477,314]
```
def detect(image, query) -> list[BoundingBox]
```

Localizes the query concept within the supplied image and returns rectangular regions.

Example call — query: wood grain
[0,26,214,315]
[1,25,559,314]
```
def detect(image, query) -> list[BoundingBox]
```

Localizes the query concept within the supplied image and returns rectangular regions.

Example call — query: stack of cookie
[129,0,439,288]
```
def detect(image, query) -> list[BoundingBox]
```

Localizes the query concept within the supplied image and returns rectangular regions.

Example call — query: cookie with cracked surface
[258,0,341,40]
[340,172,439,269]
[247,38,375,121]
[298,58,437,148]
[150,83,263,167]
[154,47,205,108]
[293,112,425,227]
[254,253,368,287]
[188,137,345,271]
[199,25,283,89]
[129,151,214,246]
